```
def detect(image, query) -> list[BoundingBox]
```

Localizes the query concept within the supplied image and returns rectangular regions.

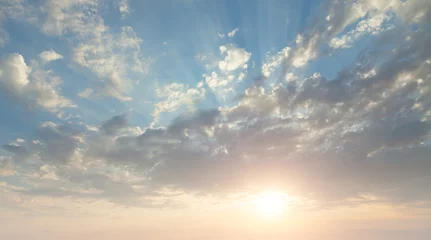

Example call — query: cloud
[0,53,74,112]
[0,53,30,90]
[218,45,251,72]
[0,0,147,102]
[72,25,145,101]
[152,82,206,123]
[262,47,291,77]
[28,0,147,101]
[118,0,130,19]
[283,0,393,68]
[204,71,231,89]
[227,28,239,37]
[100,114,129,135]
[199,45,251,101]
[41,0,99,36]
[217,28,239,39]
[35,121,83,164]
[329,13,393,49]
[0,157,15,176]
[3,123,82,166]
[39,49,63,63]
[78,88,93,98]
[80,0,430,206]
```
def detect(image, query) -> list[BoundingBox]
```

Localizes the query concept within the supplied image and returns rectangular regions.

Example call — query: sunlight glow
[255,191,288,217]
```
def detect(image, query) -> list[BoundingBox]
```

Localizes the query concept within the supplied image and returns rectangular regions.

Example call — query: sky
[0,0,431,239]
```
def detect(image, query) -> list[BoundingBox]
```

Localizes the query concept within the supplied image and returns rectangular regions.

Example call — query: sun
[255,190,288,217]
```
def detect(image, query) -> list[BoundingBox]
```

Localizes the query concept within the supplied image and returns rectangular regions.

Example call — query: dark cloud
[2,144,30,157]
[100,114,129,135]
[36,122,81,164]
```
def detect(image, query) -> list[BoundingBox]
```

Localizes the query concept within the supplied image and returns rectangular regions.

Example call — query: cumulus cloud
[0,53,74,112]
[39,49,63,63]
[218,45,251,72]
[204,71,228,89]
[198,45,251,101]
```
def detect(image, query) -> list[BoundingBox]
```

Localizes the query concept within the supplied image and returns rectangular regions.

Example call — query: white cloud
[72,25,145,101]
[153,82,206,122]
[227,28,239,37]
[204,71,229,89]
[119,0,130,19]
[291,34,319,68]
[217,28,239,39]
[218,45,251,72]
[285,1,395,69]
[262,47,291,77]
[0,53,30,91]
[0,53,74,112]
[330,13,393,49]
[41,0,100,36]
[198,45,250,101]
[26,0,147,101]
[285,72,298,82]
[39,49,63,63]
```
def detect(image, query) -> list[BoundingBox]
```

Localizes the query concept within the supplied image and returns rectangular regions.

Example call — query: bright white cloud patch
[204,71,232,89]
[0,53,30,89]
[218,45,251,72]
[262,47,291,77]
[330,13,393,49]
[39,49,63,63]
[153,82,206,123]
[0,53,73,112]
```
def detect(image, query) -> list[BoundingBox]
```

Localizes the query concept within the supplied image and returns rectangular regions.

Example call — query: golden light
[254,190,288,217]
